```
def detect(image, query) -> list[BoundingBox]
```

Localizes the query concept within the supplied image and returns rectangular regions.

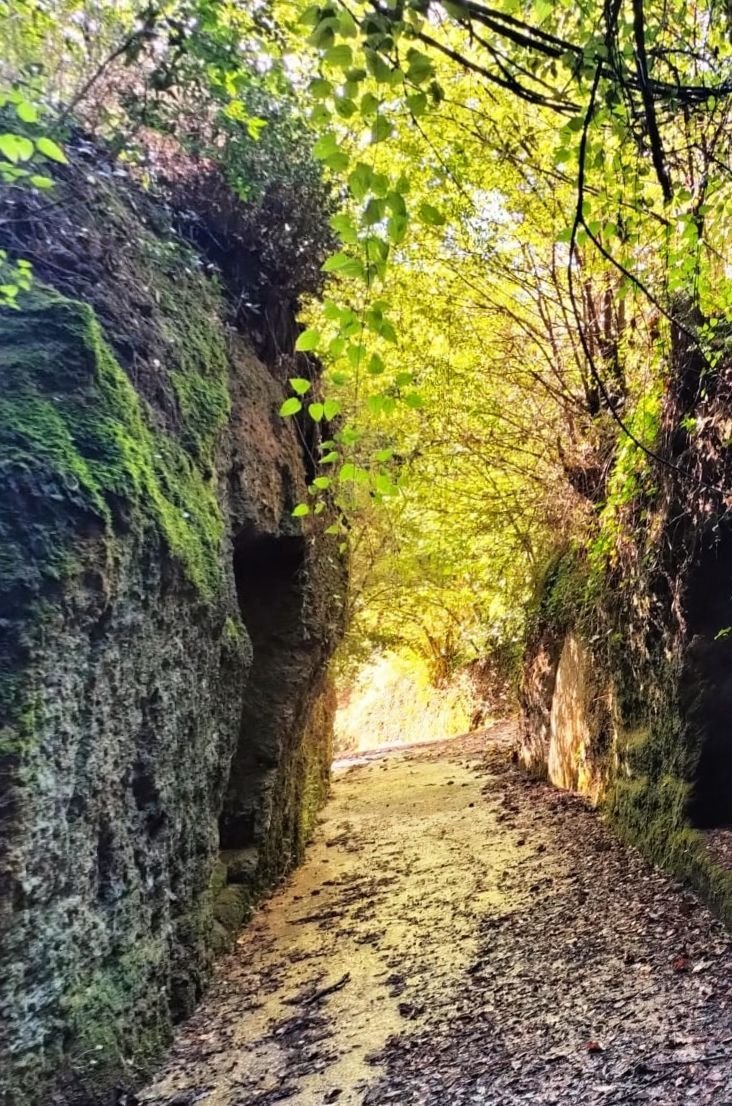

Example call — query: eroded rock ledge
[0,150,345,1105]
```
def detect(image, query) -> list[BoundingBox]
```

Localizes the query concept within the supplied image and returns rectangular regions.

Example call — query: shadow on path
[141,723,732,1106]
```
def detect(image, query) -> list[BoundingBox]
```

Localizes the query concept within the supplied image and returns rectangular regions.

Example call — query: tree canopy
[2,0,732,680]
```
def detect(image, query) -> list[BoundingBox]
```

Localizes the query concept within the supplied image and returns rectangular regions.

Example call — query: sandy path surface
[140,725,732,1106]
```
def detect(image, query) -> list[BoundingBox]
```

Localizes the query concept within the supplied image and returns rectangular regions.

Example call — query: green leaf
[280,397,303,416]
[386,191,407,216]
[321,253,365,280]
[321,450,340,464]
[366,49,394,84]
[312,132,340,160]
[371,115,393,144]
[310,103,332,127]
[339,462,357,480]
[375,447,393,462]
[388,214,408,244]
[407,92,428,116]
[323,300,342,321]
[292,503,310,517]
[406,49,434,84]
[246,116,268,140]
[338,8,358,36]
[442,0,468,17]
[404,391,424,409]
[30,174,54,189]
[308,402,325,421]
[419,202,446,227]
[430,80,445,103]
[36,136,67,163]
[363,197,386,225]
[323,150,350,172]
[295,329,320,352]
[339,307,360,335]
[360,92,380,116]
[368,353,385,375]
[340,425,361,445]
[348,162,373,200]
[308,19,336,49]
[347,343,366,368]
[322,251,353,271]
[0,133,34,163]
[300,5,321,27]
[330,213,358,243]
[309,77,333,99]
[289,376,312,394]
[324,43,353,68]
[324,398,342,420]
[313,475,331,489]
[335,97,357,119]
[16,100,39,123]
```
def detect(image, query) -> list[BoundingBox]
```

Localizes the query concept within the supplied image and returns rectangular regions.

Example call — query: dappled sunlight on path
[142,724,732,1106]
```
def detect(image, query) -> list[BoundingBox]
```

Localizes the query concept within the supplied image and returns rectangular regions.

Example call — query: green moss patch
[213,885,252,933]
[0,290,226,605]
[62,941,171,1087]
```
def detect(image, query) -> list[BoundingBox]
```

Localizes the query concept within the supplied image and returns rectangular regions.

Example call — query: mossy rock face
[213,885,253,934]
[0,291,226,608]
[0,165,345,1106]
[519,443,732,930]
[0,280,242,1104]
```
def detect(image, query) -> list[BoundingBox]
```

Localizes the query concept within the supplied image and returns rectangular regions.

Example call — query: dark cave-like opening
[219,530,307,850]
[684,528,732,827]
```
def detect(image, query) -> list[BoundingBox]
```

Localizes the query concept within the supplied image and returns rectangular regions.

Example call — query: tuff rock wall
[518,319,732,926]
[0,155,344,1105]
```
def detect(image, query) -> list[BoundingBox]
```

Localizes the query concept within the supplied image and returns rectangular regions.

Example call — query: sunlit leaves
[405,49,434,85]
[0,133,34,163]
[322,252,365,279]
[418,203,446,227]
[280,397,302,416]
[289,376,312,394]
[295,329,320,352]
[371,115,393,144]
[36,136,67,163]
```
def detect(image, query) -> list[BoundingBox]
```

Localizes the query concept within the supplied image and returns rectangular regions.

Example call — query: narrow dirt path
[141,725,732,1106]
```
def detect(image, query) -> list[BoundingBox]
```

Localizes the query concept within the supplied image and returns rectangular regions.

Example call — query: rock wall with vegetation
[519,323,732,924]
[0,146,344,1106]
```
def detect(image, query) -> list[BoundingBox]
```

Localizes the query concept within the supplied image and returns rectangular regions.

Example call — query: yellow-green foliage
[590,386,663,571]
[334,650,478,754]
